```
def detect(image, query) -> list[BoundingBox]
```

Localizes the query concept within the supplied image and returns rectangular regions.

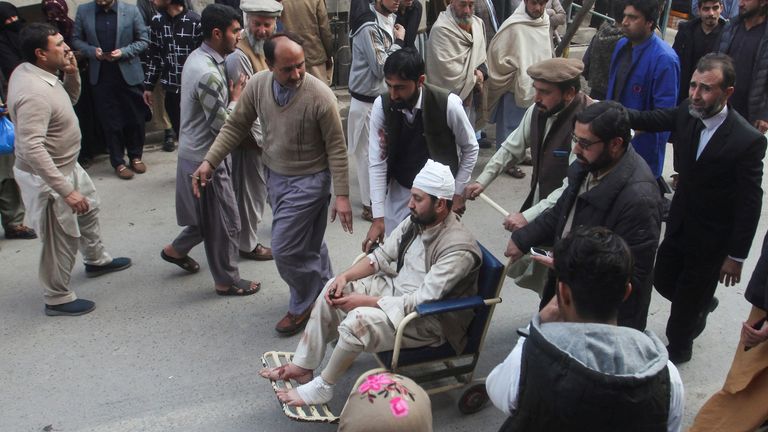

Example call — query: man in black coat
[505,100,663,331]
[628,53,766,364]
[672,0,725,104]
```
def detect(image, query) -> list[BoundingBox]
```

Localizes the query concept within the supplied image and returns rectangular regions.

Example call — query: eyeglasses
[571,135,603,150]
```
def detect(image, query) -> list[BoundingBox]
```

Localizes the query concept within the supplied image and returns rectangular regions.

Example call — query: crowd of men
[3,0,768,429]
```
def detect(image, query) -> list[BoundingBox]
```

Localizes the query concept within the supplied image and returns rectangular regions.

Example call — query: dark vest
[381,83,459,188]
[522,92,590,212]
[500,323,671,432]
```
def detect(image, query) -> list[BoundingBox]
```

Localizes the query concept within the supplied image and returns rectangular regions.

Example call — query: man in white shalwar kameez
[259,160,482,407]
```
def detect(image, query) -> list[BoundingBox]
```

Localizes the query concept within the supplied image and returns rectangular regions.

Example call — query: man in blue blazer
[73,0,149,179]
[628,53,766,364]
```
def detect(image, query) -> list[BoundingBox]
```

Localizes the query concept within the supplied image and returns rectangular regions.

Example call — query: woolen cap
[527,58,584,83]
[240,0,283,16]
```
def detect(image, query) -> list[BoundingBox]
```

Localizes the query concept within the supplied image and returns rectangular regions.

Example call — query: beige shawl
[486,3,552,113]
[425,7,487,101]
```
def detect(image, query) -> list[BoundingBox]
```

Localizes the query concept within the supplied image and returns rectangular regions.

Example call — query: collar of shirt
[200,41,226,65]
[701,104,729,131]
[28,63,60,87]
[272,78,297,106]
[398,89,423,123]
[373,6,396,39]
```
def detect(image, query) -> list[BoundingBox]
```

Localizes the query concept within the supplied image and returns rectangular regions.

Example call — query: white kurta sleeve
[475,104,535,187]
[487,336,526,416]
[445,93,479,195]
[377,250,476,328]
[666,362,685,432]
[368,96,388,218]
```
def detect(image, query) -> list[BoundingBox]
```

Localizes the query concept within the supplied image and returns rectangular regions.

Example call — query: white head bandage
[412,159,455,200]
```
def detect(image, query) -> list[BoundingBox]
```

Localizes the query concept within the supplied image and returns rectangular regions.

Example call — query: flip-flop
[161,250,200,273]
[217,279,260,296]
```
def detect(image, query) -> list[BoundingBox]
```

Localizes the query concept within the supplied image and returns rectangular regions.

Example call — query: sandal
[506,165,526,179]
[161,249,200,273]
[217,278,260,296]
[116,164,134,180]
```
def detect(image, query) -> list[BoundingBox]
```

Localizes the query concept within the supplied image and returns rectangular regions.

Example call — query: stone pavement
[1,141,766,431]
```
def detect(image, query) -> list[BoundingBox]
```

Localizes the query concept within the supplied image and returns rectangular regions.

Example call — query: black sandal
[217,279,261,296]
[161,250,200,273]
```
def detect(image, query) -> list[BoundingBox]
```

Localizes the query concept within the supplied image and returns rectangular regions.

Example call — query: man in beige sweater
[279,0,334,84]
[9,23,131,316]
[194,33,352,335]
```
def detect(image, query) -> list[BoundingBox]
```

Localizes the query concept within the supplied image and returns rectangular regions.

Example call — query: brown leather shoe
[130,159,147,174]
[275,308,312,336]
[116,165,134,180]
[239,243,273,261]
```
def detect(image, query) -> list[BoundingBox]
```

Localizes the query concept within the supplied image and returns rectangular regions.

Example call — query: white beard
[246,33,266,55]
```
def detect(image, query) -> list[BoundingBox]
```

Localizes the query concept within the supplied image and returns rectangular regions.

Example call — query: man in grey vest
[363,47,478,251]
[486,226,684,431]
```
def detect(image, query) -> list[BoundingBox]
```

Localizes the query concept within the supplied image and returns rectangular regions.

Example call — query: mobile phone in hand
[530,247,551,257]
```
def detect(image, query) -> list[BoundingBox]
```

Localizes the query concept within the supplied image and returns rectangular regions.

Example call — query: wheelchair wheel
[458,383,489,414]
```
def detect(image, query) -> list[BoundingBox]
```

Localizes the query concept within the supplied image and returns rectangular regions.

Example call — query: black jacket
[717,15,768,122]
[512,147,662,330]
[629,101,766,259]
[746,231,768,311]
[672,16,725,104]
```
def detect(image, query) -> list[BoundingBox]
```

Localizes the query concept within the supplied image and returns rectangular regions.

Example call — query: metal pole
[555,0,598,57]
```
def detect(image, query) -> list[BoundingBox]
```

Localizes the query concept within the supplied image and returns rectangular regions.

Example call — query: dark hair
[428,194,453,211]
[623,0,659,28]
[575,100,632,148]
[170,0,186,5]
[383,48,424,82]
[553,226,634,322]
[698,0,723,8]
[554,76,581,94]
[696,52,736,89]
[201,3,242,40]
[19,23,58,63]
[264,32,304,65]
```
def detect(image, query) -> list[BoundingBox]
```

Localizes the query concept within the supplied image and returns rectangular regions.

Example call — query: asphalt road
[2,141,766,432]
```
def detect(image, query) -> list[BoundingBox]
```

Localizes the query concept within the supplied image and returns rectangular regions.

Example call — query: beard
[577,146,614,173]
[688,97,726,119]
[246,33,266,55]
[391,89,420,110]
[740,5,762,19]
[536,100,566,117]
[410,208,437,226]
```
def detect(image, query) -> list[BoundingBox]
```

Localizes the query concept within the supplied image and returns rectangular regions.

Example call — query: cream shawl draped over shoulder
[486,3,552,113]
[425,7,487,101]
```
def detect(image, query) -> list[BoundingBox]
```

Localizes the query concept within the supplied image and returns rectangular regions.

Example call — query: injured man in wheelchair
[259,160,483,406]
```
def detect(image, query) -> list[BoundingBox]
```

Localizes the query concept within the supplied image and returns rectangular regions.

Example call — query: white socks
[296,376,335,405]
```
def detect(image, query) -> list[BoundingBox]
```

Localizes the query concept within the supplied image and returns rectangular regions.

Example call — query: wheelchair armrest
[415,296,486,316]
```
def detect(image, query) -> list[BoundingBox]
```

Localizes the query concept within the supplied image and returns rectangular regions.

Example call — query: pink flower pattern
[358,373,394,394]
[390,396,409,417]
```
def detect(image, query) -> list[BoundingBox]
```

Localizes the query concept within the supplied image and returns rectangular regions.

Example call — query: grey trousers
[172,157,241,286]
[231,146,267,252]
[0,178,24,229]
[266,168,333,314]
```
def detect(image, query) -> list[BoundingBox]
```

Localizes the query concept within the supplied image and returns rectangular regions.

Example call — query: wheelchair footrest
[261,351,339,424]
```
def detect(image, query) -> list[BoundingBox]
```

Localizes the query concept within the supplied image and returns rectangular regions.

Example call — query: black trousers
[164,89,181,138]
[93,78,147,168]
[654,230,725,350]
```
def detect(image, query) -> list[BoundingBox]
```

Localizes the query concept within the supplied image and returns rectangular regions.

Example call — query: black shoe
[4,225,37,240]
[84,257,132,278]
[693,296,719,339]
[666,344,692,365]
[162,129,176,152]
[45,299,95,316]
[477,137,493,149]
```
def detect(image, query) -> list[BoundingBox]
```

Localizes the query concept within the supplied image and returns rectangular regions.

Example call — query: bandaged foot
[259,363,313,384]
[276,376,335,406]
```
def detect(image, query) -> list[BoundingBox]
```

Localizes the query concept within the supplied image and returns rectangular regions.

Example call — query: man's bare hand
[754,120,768,134]
[539,295,561,323]
[325,275,348,306]
[94,48,106,61]
[332,292,379,313]
[330,195,353,233]
[393,23,405,41]
[742,318,768,349]
[531,254,554,269]
[452,193,466,216]
[474,69,484,90]
[64,190,89,214]
[191,160,215,199]
[229,73,247,102]
[504,238,524,261]
[719,257,743,287]
[503,212,528,232]
[463,182,484,200]
[362,218,385,252]
[142,90,154,108]
[62,50,78,75]
[109,49,122,61]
